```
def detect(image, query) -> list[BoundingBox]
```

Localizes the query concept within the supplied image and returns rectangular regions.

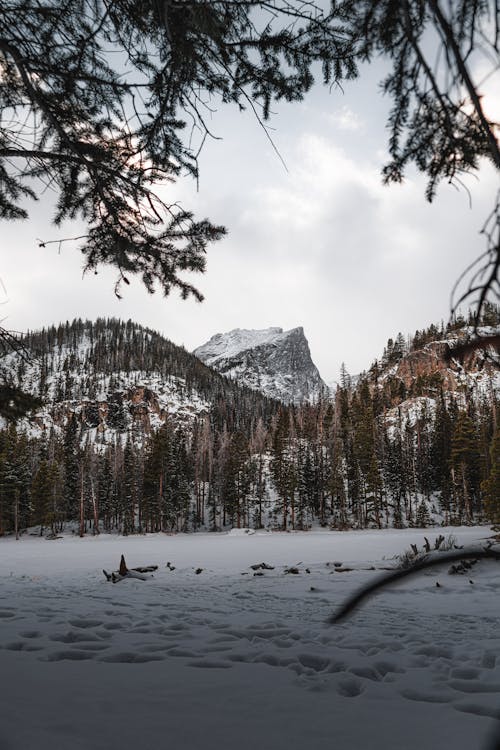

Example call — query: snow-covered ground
[1,527,500,750]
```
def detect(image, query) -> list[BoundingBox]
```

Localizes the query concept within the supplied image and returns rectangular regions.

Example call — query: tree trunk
[14,489,19,541]
[79,471,84,538]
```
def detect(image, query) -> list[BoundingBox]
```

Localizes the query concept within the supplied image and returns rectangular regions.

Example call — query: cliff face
[193,326,327,404]
[393,342,459,392]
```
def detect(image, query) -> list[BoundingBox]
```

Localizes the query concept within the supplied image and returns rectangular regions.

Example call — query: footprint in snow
[42,650,94,661]
[450,667,481,680]
[99,652,165,663]
[68,618,103,629]
[167,647,200,658]
[100,622,124,631]
[187,659,232,669]
[20,630,41,639]
[449,679,500,694]
[336,676,364,697]
[296,653,331,673]
[400,688,453,703]
[49,630,102,644]
[482,652,497,669]
[349,666,382,682]
[453,702,500,719]
[5,641,43,652]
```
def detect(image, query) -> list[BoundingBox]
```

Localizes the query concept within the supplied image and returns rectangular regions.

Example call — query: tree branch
[329,547,500,624]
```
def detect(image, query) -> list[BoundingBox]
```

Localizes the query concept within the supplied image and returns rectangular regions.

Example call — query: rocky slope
[368,323,500,431]
[193,326,327,404]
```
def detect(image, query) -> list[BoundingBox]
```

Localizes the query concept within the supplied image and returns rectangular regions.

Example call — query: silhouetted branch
[328,547,500,624]
[445,334,500,361]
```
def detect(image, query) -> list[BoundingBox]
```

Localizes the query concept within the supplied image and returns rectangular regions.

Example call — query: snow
[193,327,288,366]
[1,526,500,749]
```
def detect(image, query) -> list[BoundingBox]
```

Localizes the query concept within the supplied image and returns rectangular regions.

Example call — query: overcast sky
[2,58,499,384]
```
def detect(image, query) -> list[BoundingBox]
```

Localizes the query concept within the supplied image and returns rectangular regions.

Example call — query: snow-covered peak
[193,327,295,367]
[193,326,326,404]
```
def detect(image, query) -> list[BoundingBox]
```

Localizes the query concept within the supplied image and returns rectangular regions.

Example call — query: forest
[0,312,499,538]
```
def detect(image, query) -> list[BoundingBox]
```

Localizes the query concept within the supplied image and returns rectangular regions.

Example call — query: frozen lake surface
[1,526,500,749]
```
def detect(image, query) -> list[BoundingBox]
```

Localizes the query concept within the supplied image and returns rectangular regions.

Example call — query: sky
[2,49,499,384]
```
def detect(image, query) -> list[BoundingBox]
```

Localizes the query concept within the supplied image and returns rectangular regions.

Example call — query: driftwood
[250,562,275,571]
[103,555,157,583]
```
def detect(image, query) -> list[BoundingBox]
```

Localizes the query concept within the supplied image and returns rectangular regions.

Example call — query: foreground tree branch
[329,546,500,624]
[0,0,355,296]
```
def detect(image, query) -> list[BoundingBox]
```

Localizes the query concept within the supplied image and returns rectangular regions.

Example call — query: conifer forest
[1,312,499,539]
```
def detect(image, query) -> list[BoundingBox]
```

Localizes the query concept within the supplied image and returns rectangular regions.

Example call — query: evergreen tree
[30,459,53,534]
[270,410,298,530]
[415,499,432,528]
[450,411,481,523]
[222,431,251,529]
[482,426,500,524]
[63,414,81,520]
[431,393,454,522]
[143,422,171,532]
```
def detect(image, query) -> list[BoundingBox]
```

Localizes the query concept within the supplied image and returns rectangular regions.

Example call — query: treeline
[1,380,499,537]
[1,314,500,537]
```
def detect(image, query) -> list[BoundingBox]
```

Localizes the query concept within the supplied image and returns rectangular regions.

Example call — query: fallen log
[103,555,156,583]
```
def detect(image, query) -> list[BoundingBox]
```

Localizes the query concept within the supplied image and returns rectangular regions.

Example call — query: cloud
[1,86,497,385]
[327,105,364,132]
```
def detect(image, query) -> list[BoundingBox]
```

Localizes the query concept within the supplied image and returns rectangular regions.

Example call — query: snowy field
[1,526,500,750]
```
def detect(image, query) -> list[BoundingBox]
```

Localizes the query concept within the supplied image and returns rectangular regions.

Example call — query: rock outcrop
[194,327,327,404]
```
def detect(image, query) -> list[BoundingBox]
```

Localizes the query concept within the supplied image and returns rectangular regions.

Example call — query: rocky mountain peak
[193,326,326,404]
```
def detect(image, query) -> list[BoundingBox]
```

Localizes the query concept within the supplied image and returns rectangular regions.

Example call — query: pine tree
[30,459,53,534]
[122,438,136,534]
[143,422,171,532]
[63,414,81,520]
[270,410,298,530]
[450,411,481,523]
[482,426,500,524]
[431,393,454,522]
[222,431,251,529]
[250,418,268,529]
[415,499,432,528]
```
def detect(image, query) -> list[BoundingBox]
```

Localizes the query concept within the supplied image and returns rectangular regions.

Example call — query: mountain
[0,318,281,439]
[193,326,327,404]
